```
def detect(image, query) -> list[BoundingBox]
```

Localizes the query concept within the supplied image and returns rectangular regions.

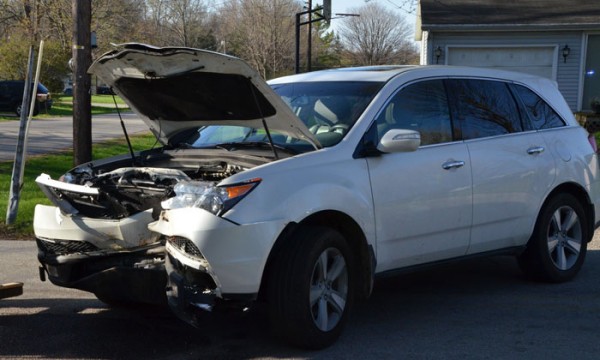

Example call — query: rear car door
[446,79,556,254]
[366,79,472,271]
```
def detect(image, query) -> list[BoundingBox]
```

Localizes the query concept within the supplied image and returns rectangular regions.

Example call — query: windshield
[177,81,382,151]
[273,81,382,143]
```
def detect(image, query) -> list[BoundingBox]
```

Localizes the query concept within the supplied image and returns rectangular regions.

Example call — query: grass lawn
[57,94,127,105]
[0,134,158,239]
[0,94,129,121]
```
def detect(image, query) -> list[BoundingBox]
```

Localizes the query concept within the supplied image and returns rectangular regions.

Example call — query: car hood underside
[88,43,319,147]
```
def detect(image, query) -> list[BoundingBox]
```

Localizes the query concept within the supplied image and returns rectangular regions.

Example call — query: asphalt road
[2,235,600,359]
[0,112,150,162]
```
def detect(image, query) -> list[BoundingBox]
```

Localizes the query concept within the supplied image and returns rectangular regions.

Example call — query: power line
[382,0,417,14]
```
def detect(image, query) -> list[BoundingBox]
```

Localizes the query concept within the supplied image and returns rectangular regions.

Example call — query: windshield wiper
[214,141,298,155]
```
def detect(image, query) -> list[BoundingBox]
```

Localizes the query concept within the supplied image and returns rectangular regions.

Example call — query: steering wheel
[331,124,349,134]
[313,112,335,127]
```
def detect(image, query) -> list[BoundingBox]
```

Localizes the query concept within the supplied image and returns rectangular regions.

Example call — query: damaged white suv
[34,44,600,349]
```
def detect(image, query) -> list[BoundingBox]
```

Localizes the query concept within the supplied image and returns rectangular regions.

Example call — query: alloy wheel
[309,247,348,332]
[547,205,582,270]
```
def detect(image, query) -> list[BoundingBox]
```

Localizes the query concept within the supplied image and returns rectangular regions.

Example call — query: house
[417,0,600,112]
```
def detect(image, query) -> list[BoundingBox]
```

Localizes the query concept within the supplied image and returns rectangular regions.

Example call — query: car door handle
[442,160,465,170]
[527,146,545,155]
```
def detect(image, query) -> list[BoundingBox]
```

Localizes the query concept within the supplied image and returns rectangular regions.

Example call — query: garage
[446,46,557,80]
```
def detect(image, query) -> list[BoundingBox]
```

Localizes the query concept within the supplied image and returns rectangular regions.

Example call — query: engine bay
[35,151,264,220]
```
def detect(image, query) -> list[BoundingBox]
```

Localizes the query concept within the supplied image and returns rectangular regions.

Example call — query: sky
[325,0,418,34]
[331,0,415,16]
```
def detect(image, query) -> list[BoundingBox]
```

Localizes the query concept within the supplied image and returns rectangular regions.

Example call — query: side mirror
[377,129,420,153]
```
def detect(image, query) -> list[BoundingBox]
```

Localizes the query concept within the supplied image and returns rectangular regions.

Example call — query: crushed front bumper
[34,204,167,305]
[37,238,167,305]
[151,207,287,321]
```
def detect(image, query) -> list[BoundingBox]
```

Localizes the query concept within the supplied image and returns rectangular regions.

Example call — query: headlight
[161,178,261,215]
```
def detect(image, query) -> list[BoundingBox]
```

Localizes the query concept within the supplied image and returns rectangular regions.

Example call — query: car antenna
[249,82,279,160]
[111,91,137,166]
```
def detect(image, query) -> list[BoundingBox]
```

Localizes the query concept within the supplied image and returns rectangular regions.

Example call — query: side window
[376,80,452,146]
[447,79,522,140]
[511,84,566,130]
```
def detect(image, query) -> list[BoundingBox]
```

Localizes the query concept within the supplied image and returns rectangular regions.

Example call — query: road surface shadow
[1,252,600,359]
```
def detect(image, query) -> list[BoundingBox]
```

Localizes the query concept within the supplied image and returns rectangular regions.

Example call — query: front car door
[365,79,472,271]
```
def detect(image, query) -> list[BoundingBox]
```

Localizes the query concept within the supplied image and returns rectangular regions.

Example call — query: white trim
[579,32,600,112]
[578,33,588,111]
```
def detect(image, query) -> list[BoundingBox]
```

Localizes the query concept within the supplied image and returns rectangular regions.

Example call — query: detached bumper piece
[37,238,167,305]
[0,282,23,299]
[165,252,218,325]
[165,237,252,325]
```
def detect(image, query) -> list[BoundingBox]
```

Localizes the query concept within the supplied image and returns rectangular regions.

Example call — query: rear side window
[447,79,522,140]
[511,84,565,130]
[376,79,453,146]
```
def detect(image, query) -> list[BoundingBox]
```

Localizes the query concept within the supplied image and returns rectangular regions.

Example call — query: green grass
[0,94,129,121]
[57,94,127,105]
[0,134,158,239]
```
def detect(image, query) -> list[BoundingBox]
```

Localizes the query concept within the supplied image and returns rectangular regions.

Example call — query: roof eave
[421,23,600,32]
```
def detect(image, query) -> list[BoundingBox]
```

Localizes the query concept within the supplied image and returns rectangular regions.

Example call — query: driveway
[0,112,149,162]
[1,235,600,359]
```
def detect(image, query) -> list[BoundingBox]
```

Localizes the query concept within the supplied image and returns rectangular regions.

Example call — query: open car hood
[89,43,319,147]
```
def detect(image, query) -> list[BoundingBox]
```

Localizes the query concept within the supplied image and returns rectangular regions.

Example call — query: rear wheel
[518,193,588,282]
[268,226,354,349]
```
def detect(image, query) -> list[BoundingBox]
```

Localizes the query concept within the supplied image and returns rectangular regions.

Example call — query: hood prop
[112,93,137,166]
[250,83,279,160]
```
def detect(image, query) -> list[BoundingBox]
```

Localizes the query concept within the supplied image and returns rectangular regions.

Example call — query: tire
[518,193,588,283]
[268,226,354,349]
[15,103,38,116]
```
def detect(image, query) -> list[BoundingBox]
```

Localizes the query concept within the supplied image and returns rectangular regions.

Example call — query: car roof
[268,66,417,84]
[268,64,572,125]
[268,65,558,90]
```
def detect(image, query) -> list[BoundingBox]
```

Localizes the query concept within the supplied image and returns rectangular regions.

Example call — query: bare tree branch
[338,2,418,66]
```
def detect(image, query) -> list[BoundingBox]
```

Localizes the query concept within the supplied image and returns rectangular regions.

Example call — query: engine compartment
[36,150,267,220]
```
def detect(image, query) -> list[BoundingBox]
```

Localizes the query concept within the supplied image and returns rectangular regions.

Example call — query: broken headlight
[161,178,261,216]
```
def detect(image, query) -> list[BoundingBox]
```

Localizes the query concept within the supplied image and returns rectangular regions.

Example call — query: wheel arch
[541,182,595,242]
[258,210,375,302]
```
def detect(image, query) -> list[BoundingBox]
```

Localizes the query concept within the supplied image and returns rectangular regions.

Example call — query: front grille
[167,236,203,258]
[37,238,99,256]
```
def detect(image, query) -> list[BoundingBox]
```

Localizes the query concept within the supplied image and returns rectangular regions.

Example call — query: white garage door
[447,47,556,80]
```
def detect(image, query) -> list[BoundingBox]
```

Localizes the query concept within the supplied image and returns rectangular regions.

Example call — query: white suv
[34,44,600,349]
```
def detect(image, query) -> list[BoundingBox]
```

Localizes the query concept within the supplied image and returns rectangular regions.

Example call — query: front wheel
[15,103,38,117]
[268,226,354,349]
[518,193,588,283]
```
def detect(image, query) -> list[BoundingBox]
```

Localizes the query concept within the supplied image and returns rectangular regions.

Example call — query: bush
[0,37,70,93]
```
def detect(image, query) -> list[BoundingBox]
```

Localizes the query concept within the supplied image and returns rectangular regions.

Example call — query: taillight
[588,134,598,153]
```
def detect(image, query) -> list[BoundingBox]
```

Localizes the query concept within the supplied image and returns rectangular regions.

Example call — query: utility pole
[72,0,92,166]
[295,0,331,74]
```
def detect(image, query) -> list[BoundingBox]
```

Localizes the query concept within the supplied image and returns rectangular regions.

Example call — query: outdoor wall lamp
[434,46,443,64]
[562,45,570,63]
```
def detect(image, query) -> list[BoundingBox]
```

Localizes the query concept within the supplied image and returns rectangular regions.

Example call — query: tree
[165,0,215,48]
[337,2,418,66]
[312,22,343,71]
[136,0,215,49]
[216,0,301,79]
